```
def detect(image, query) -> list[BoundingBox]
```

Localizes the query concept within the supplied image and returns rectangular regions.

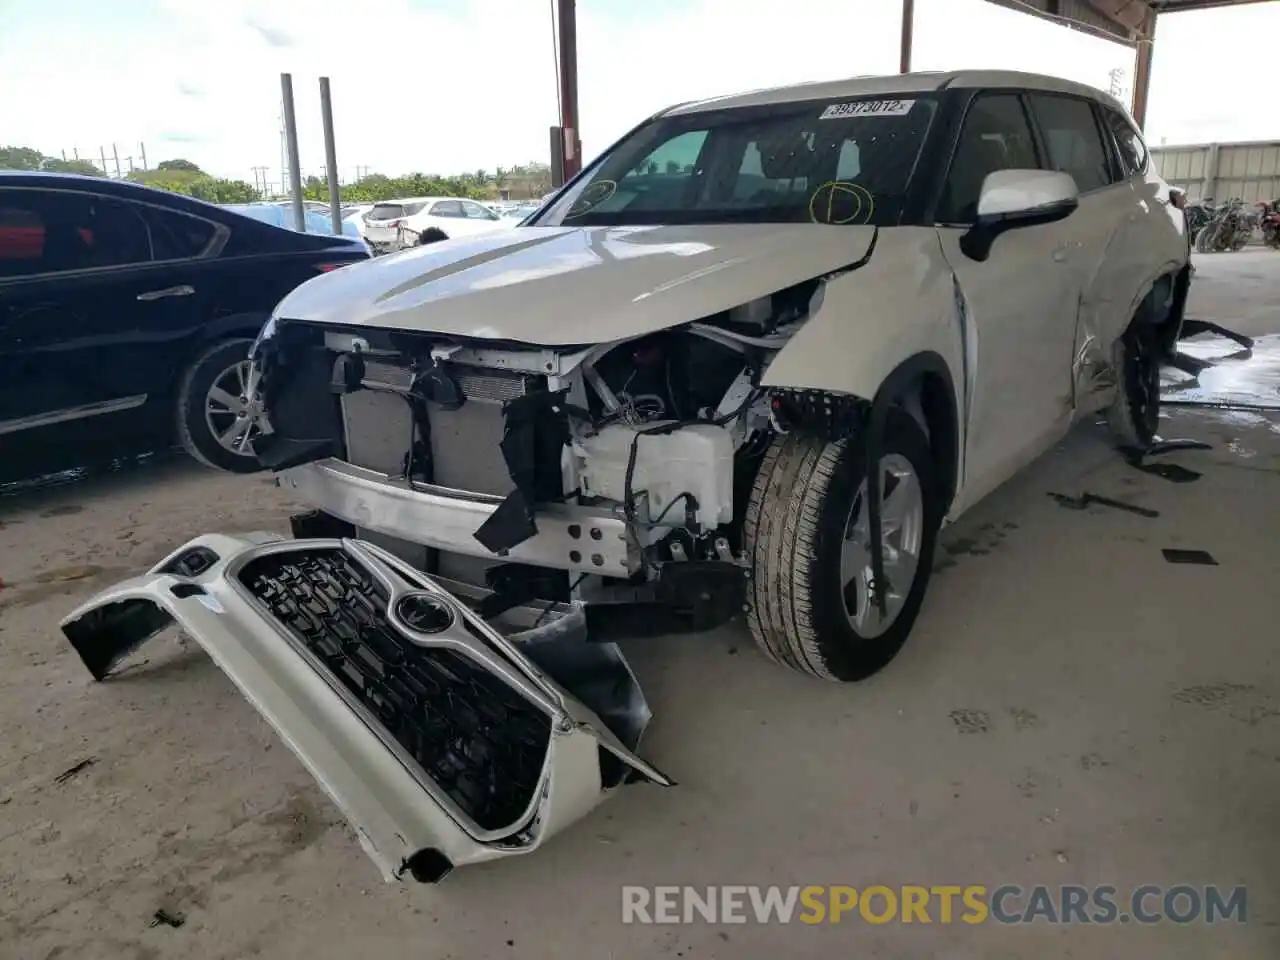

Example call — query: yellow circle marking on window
[808,181,876,225]
[565,180,618,218]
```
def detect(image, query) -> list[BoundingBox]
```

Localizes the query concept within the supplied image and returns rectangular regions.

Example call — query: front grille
[238,548,551,832]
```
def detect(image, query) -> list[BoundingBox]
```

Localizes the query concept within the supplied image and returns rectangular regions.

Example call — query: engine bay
[250,275,834,632]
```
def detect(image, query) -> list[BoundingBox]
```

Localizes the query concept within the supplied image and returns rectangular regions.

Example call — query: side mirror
[960,169,1080,262]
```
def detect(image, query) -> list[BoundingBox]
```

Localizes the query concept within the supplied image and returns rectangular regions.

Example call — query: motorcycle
[1185,198,1217,237]
[1194,197,1255,253]
[1257,199,1280,250]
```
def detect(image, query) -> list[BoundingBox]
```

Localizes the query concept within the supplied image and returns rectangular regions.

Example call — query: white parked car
[361,196,512,252]
[63,70,1189,882]
[341,203,377,238]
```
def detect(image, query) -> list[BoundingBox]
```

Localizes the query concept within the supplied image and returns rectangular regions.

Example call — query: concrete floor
[1,253,1279,960]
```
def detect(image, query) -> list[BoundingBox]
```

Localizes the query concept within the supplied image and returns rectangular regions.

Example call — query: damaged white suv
[62,70,1189,881]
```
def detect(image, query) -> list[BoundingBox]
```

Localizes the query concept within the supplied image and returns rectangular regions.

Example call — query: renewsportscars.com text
[621,885,1247,925]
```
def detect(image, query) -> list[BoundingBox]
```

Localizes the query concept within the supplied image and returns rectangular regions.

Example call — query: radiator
[339,363,537,585]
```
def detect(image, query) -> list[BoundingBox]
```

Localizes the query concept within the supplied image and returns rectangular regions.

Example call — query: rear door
[1023,93,1140,406]
[458,200,507,236]
[934,92,1082,508]
[426,199,465,235]
[1100,105,1188,299]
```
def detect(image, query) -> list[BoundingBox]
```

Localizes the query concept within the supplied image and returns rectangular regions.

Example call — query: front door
[0,188,207,450]
[932,92,1082,511]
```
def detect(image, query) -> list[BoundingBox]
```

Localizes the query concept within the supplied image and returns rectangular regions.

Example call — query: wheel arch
[871,351,961,514]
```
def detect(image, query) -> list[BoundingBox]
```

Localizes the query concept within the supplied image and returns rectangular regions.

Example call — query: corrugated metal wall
[1150,141,1280,202]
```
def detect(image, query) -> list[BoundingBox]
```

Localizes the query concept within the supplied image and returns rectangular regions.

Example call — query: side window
[0,191,151,276]
[147,207,217,260]
[1027,94,1113,192]
[1103,108,1148,177]
[0,197,45,278]
[462,201,498,220]
[431,200,464,218]
[624,130,707,180]
[938,94,1040,224]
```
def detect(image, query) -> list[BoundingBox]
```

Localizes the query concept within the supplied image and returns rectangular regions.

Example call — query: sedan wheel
[204,359,267,456]
[177,338,269,473]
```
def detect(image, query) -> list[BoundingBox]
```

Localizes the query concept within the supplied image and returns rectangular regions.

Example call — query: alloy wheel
[204,360,267,456]
[839,453,925,639]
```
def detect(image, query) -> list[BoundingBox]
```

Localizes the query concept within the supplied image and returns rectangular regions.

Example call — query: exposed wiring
[532,572,586,629]
[649,491,698,528]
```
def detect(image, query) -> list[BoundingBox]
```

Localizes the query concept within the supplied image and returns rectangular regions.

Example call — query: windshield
[537,95,937,228]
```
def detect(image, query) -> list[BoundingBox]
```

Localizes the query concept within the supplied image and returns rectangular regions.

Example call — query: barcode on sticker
[819,99,916,120]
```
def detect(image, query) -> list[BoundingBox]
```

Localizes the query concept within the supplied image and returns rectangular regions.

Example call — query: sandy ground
[2,253,1279,960]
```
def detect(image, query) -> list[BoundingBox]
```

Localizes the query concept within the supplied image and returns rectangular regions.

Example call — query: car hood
[273,223,878,346]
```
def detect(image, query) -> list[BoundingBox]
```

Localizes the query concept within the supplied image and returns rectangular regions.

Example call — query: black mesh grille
[238,548,551,832]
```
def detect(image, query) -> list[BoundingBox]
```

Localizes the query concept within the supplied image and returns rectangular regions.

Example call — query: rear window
[147,207,217,259]
[368,204,406,220]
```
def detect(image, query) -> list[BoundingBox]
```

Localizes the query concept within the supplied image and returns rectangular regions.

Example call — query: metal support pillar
[1131,9,1156,130]
[319,77,342,235]
[549,126,566,189]
[280,73,306,232]
[555,0,581,182]
[900,0,915,74]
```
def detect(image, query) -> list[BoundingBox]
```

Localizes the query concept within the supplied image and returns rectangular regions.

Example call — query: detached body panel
[60,533,669,883]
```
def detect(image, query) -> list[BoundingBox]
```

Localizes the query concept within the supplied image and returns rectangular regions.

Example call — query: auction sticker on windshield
[819,99,915,119]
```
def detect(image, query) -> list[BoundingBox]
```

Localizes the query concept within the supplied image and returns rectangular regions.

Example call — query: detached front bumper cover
[59,533,671,883]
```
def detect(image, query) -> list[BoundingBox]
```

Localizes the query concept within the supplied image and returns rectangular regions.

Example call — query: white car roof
[374,196,473,205]
[664,69,1126,117]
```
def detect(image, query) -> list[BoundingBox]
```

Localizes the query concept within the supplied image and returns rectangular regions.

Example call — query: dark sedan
[0,173,368,481]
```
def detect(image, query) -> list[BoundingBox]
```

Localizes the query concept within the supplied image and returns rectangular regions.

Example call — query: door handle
[137,284,195,302]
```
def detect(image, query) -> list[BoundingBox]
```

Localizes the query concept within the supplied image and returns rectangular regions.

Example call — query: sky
[1,0,1276,186]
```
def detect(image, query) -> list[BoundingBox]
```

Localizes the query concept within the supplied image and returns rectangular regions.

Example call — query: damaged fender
[60,533,671,883]
[760,229,965,412]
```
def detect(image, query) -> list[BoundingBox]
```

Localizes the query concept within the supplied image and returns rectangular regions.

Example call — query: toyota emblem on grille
[395,593,455,634]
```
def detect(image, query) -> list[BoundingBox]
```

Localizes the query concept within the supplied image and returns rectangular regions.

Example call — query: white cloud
[0,0,1275,184]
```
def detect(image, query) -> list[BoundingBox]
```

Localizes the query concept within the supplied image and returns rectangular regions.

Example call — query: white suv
[65,70,1190,881]
[361,196,512,252]
[252,70,1189,682]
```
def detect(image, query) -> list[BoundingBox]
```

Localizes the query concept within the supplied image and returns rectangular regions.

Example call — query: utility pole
[112,143,122,177]
[319,77,342,234]
[139,142,147,170]
[99,146,108,176]
[280,73,306,231]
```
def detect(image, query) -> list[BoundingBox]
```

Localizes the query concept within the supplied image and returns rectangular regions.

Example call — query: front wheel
[176,338,268,473]
[744,407,942,682]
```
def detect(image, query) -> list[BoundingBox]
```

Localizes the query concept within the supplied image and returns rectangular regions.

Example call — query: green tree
[0,145,104,176]
[158,158,202,173]
[0,146,46,170]
[42,158,103,176]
